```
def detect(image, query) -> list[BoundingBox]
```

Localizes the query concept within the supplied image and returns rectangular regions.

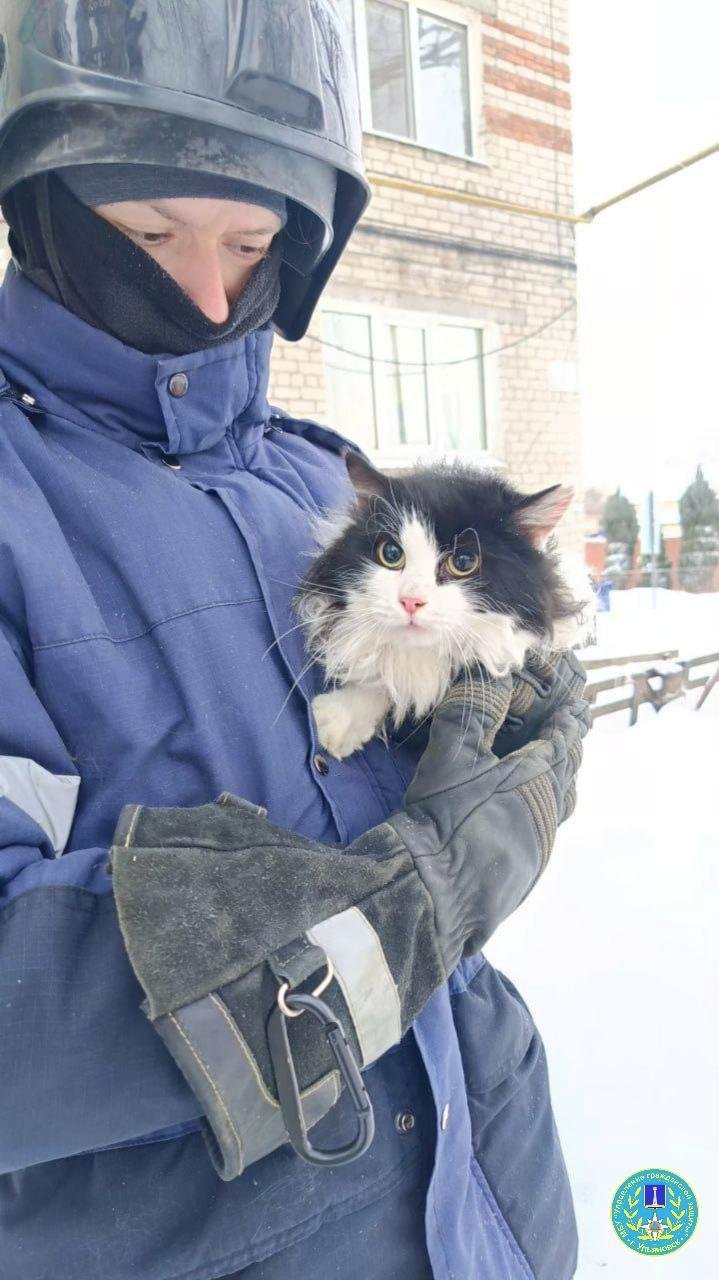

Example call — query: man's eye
[131,231,172,246]
[227,243,267,259]
[375,539,406,570]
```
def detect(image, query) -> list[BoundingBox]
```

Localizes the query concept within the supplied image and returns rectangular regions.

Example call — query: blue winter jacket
[0,264,578,1280]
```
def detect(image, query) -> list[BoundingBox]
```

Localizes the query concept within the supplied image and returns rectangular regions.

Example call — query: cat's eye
[375,538,406,570]
[445,550,480,578]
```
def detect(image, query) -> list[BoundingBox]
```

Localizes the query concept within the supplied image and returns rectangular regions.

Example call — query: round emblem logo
[611,1169,698,1255]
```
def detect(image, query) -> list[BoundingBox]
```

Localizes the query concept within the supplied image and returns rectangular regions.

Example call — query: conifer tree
[600,490,639,588]
[678,466,719,592]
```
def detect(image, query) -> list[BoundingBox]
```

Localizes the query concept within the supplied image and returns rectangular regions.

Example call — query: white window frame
[320,299,502,471]
[347,0,483,160]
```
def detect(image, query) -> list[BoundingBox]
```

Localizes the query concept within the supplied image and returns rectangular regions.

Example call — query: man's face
[94,197,282,323]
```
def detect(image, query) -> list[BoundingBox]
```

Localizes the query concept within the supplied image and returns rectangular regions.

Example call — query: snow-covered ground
[589,586,719,660]
[485,592,719,1279]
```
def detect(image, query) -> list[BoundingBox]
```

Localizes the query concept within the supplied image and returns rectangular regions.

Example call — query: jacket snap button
[395,1111,416,1135]
[313,753,330,776]
[168,372,189,397]
[440,1103,451,1131]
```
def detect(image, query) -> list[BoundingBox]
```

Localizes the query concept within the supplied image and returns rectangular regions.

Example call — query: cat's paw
[312,687,389,760]
[312,691,373,760]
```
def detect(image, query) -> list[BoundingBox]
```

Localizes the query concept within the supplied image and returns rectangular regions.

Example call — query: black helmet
[0,0,369,339]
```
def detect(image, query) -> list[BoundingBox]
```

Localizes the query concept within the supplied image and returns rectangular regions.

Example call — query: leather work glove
[110,650,590,1181]
[496,647,589,761]
[494,647,589,819]
[396,648,589,966]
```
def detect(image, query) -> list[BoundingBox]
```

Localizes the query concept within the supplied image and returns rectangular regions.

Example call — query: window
[417,11,471,156]
[433,324,486,452]
[335,0,356,45]
[377,322,430,447]
[366,1,414,138]
[322,307,491,464]
[321,312,377,453]
[346,0,474,157]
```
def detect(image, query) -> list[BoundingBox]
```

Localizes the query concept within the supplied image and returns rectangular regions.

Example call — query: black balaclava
[1,167,288,356]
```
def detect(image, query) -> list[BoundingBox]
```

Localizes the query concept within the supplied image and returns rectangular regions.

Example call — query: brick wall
[269,0,583,553]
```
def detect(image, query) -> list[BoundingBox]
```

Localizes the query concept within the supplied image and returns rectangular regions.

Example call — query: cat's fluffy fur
[296,454,592,759]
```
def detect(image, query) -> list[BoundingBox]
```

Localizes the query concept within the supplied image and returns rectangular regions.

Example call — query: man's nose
[178,246,230,323]
[400,596,427,616]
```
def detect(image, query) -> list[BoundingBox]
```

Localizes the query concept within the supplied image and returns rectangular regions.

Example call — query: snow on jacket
[0,263,578,1280]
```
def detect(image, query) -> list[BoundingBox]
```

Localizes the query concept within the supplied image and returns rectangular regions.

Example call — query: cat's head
[296,452,587,687]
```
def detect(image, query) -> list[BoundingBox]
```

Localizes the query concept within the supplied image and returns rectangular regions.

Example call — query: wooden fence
[583,650,719,721]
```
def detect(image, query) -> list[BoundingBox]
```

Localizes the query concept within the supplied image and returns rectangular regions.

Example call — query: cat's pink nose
[400,596,427,617]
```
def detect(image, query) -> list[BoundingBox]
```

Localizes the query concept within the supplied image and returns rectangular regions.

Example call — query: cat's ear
[513,484,573,546]
[344,449,390,509]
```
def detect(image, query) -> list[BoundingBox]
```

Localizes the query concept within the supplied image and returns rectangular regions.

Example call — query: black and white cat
[295,452,591,760]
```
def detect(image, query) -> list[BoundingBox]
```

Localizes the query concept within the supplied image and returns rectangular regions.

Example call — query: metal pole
[649,491,657,610]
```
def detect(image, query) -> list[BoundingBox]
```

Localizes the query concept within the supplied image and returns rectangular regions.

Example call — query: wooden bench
[583,650,719,723]
[628,663,686,726]
[584,651,678,721]
[691,661,718,710]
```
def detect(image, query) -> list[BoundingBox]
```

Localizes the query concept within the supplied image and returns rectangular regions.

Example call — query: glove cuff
[150,984,342,1181]
[110,796,445,1179]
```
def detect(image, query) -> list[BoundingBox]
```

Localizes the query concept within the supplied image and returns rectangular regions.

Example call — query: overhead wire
[308,11,577,376]
[309,300,576,375]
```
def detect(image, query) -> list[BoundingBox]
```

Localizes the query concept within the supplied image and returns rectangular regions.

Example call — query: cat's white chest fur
[310,620,528,760]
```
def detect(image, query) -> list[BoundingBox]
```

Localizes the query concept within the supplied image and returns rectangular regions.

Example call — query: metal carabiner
[276,956,335,1018]
[268,989,375,1167]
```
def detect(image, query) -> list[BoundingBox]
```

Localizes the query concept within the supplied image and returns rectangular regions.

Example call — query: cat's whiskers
[302,583,350,601]
[302,584,347,598]
[324,627,380,679]
[447,625,491,761]
[449,631,479,759]
[446,621,501,758]
[446,608,534,679]
[439,619,482,678]
[473,589,510,612]
[268,574,348,598]
[471,667,492,770]
[442,627,475,739]
[394,708,435,747]
[318,614,386,684]
[477,571,538,612]
[365,493,404,537]
[261,619,311,659]
[271,655,319,727]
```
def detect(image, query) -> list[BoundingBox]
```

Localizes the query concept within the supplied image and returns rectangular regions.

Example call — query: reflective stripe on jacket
[0,265,577,1280]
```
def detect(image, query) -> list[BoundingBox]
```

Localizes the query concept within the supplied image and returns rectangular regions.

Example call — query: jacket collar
[0,264,273,455]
